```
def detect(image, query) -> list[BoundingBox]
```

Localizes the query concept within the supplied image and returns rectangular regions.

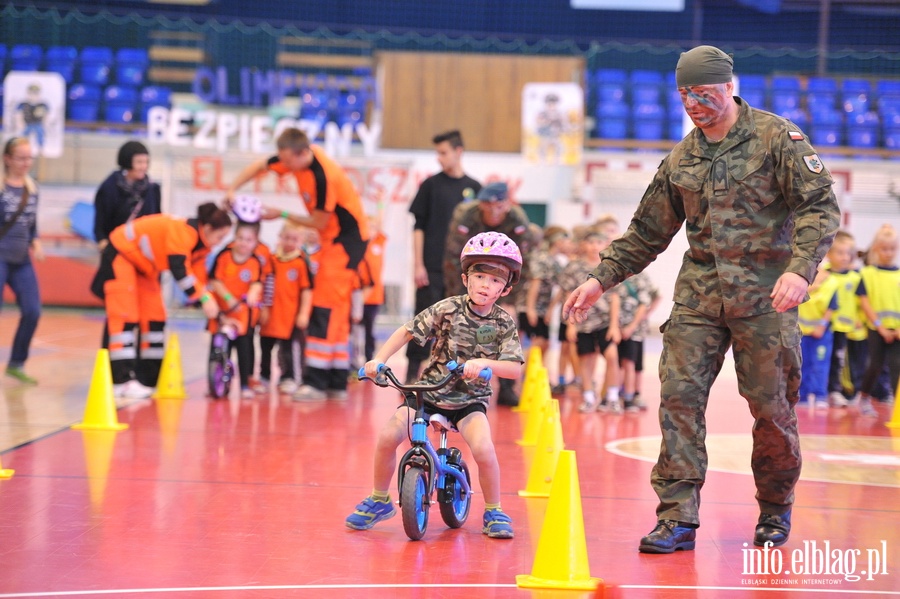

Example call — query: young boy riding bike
[346,231,525,539]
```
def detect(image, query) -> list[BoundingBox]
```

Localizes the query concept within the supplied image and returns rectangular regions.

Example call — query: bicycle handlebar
[357,360,492,392]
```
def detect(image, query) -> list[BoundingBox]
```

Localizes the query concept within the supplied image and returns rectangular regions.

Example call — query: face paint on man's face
[679,84,731,129]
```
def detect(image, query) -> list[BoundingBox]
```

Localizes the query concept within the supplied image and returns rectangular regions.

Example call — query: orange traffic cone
[154,333,186,400]
[72,349,128,431]
[517,450,602,591]
[0,453,13,479]
[519,399,564,497]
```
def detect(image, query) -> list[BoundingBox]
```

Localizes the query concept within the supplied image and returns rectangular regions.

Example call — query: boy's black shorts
[576,328,614,356]
[401,394,487,427]
[518,312,550,340]
[618,338,643,364]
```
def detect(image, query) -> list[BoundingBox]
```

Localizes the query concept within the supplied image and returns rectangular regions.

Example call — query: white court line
[1,584,898,597]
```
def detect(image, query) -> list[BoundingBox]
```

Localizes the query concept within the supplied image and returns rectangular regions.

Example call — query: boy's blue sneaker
[345,496,396,530]
[483,509,514,539]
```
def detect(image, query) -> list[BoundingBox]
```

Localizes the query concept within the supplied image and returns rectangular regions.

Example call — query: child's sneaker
[345,496,396,530]
[251,378,269,394]
[483,509,514,539]
[858,397,878,417]
[5,366,37,385]
[829,392,848,408]
[240,386,255,399]
[278,379,298,394]
[578,392,598,413]
[607,397,623,414]
[814,397,829,410]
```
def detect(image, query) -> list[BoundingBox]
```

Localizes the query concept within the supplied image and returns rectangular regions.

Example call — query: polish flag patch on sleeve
[789,130,805,141]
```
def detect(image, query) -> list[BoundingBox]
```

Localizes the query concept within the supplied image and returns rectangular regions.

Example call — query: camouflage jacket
[560,257,615,332]
[443,201,538,305]
[591,98,840,318]
[517,248,561,314]
[406,295,524,408]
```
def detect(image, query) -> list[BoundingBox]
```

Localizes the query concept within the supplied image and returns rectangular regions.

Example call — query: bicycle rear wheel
[439,458,471,529]
[400,466,430,540]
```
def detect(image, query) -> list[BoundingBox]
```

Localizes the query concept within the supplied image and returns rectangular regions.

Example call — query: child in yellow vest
[825,231,864,407]
[798,266,839,408]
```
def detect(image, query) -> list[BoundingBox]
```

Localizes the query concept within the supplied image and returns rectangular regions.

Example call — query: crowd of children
[799,224,900,415]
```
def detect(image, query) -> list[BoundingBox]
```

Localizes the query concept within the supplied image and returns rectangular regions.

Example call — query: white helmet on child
[231,195,262,223]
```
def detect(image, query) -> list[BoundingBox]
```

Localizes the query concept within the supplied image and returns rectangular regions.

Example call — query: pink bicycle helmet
[460,231,523,286]
[231,194,262,223]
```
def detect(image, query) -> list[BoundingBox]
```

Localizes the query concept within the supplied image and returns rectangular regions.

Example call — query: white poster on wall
[2,71,66,158]
[522,82,584,166]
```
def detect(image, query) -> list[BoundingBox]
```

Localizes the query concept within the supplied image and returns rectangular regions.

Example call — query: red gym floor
[1,310,899,598]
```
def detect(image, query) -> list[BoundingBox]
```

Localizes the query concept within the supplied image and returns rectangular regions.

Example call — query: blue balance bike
[358,361,491,540]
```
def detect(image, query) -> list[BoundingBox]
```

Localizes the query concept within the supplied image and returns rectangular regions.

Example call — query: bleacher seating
[116,48,150,87]
[67,83,102,122]
[595,100,629,139]
[80,46,113,86]
[103,85,138,123]
[140,85,172,122]
[45,46,78,83]
[10,44,42,71]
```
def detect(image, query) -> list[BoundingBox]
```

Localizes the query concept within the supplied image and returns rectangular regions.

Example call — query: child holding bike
[346,231,524,539]
[207,220,265,398]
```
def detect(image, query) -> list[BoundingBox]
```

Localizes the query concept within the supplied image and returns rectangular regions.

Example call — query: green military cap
[676,45,734,88]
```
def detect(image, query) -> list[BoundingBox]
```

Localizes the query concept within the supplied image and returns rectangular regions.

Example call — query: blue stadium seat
[595,101,629,139]
[0,45,7,72]
[771,76,802,114]
[45,46,78,83]
[736,74,767,109]
[595,69,627,103]
[115,48,149,87]
[104,85,138,123]
[670,118,688,141]
[846,111,879,148]
[140,85,172,122]
[780,108,809,130]
[68,83,102,122]
[806,76,838,117]
[632,102,665,140]
[630,70,663,105]
[809,108,843,147]
[10,44,42,72]
[883,128,900,150]
[335,90,365,128]
[841,78,872,114]
[80,47,113,86]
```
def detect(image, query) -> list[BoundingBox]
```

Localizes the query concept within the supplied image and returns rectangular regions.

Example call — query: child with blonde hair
[855,224,900,416]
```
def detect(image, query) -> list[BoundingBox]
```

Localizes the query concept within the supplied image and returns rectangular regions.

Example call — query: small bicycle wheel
[439,458,472,529]
[207,352,229,399]
[400,466,430,541]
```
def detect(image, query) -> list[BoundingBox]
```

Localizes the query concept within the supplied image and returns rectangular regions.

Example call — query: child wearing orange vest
[259,221,313,394]
[207,220,265,398]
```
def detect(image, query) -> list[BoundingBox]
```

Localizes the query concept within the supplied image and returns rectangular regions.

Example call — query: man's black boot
[754,510,791,547]
[638,520,697,554]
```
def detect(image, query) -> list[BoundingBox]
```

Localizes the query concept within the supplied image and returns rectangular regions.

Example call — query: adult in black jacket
[93,141,161,249]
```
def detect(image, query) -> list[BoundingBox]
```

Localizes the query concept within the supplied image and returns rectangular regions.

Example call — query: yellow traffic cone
[886,374,900,429]
[517,389,550,447]
[72,349,128,431]
[154,333,186,400]
[519,399,564,497]
[513,364,543,414]
[517,450,601,591]
[514,347,543,413]
[0,453,13,479]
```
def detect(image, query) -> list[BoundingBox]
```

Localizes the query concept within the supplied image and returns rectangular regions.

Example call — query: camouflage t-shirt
[517,248,561,314]
[616,274,653,342]
[559,257,613,332]
[591,97,840,318]
[406,295,524,408]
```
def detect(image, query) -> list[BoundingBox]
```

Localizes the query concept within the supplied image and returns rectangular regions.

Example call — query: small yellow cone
[517,388,550,447]
[154,333,186,400]
[514,348,543,413]
[72,349,128,431]
[0,453,14,479]
[516,366,553,446]
[519,399,564,497]
[886,374,900,429]
[517,450,601,591]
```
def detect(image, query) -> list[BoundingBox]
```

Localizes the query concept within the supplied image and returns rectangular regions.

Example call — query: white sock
[606,387,620,403]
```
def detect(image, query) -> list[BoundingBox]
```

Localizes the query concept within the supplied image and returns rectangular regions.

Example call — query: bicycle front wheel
[439,458,471,529]
[208,353,230,399]
[400,466,430,541]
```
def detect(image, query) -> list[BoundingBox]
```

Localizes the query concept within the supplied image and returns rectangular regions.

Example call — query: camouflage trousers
[653,304,802,526]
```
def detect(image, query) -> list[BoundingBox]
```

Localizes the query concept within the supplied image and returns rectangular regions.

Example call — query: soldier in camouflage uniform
[444,181,539,405]
[346,231,524,539]
[564,46,840,553]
